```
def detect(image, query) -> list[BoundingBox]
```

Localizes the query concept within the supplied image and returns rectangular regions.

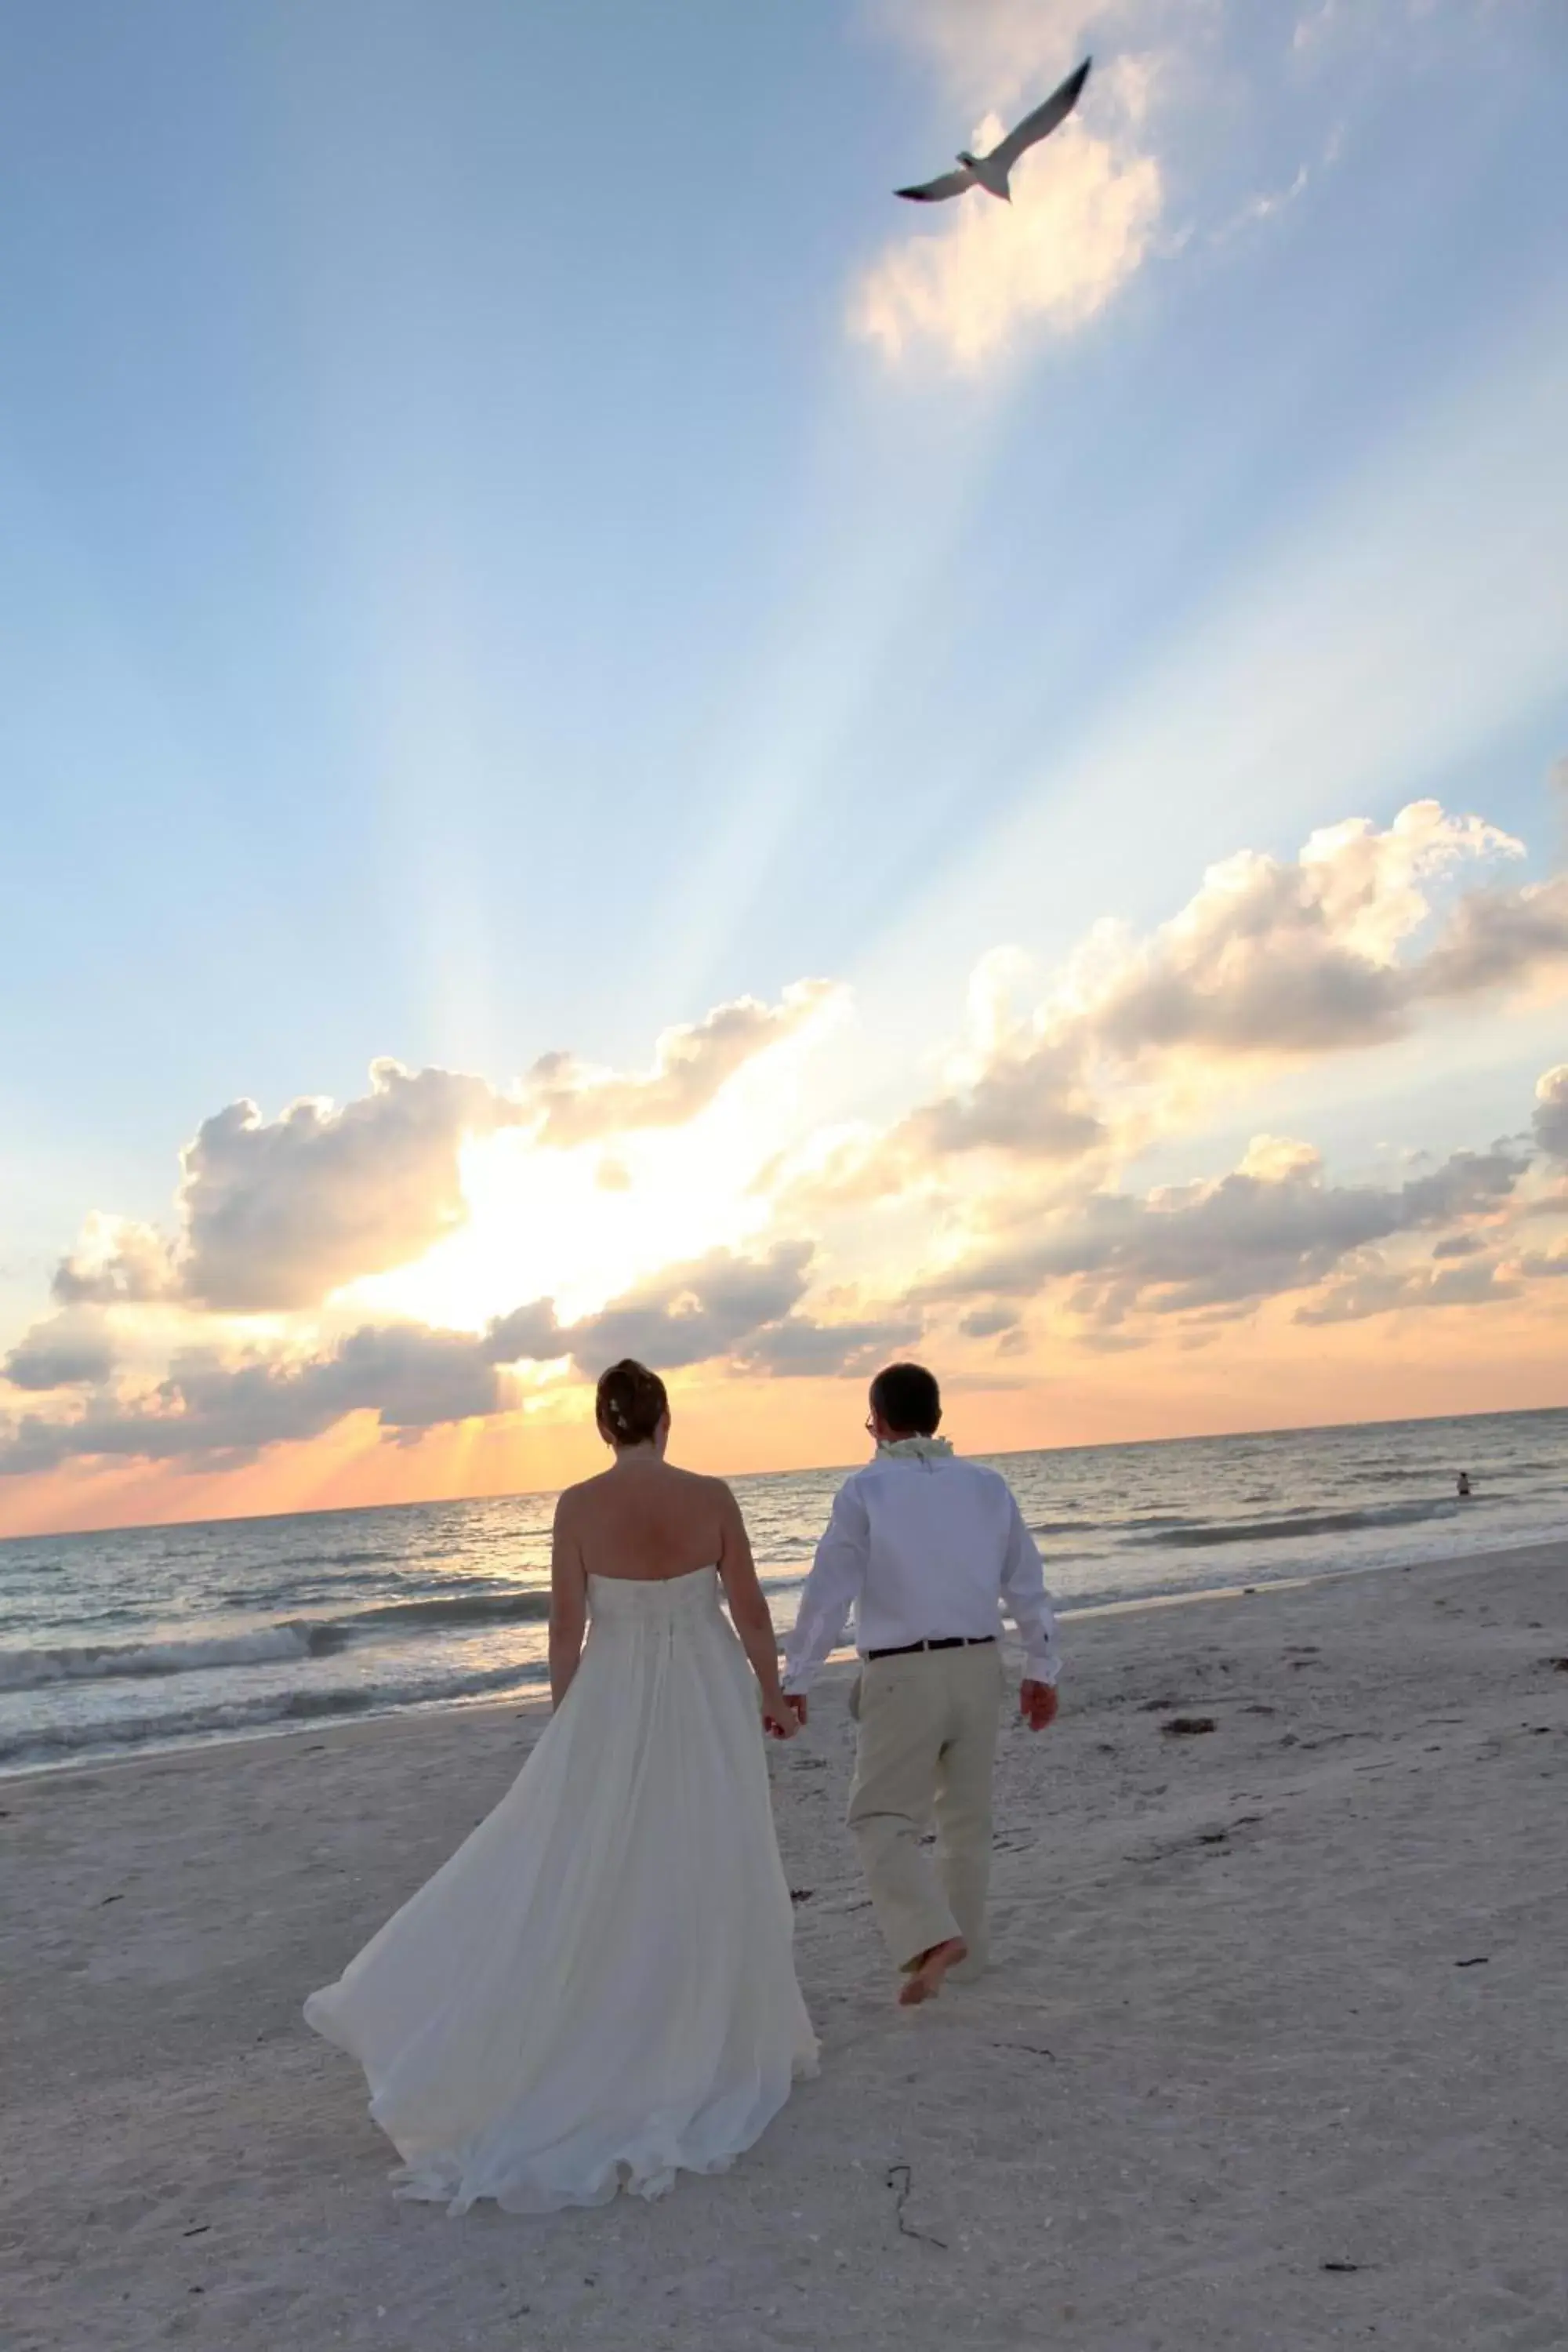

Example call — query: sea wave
[347,1589,551,1632]
[0,1621,338,1691]
[1340,1465,1495,1487]
[1122,1497,1468,1550]
[0,1656,549,1768]
[0,1586,552,1694]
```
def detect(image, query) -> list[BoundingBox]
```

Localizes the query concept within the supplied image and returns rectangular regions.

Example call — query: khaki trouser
[847,1642,1004,1976]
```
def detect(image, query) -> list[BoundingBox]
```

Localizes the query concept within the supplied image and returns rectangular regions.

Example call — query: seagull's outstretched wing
[895,163,977,203]
[989,57,1091,173]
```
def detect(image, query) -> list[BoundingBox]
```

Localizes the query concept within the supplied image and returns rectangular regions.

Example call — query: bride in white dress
[304,1359,818,2213]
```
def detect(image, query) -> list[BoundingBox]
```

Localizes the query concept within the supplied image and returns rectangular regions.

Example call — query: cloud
[0,1322,510,1477]
[1214,162,1312,241]
[1062,802,1528,1058]
[958,1304,1022,1339]
[0,1238,912,1475]
[53,1215,179,1307]
[850,0,1242,369]
[853,0,1533,371]
[904,1038,1105,1160]
[10,783,1564,1491]
[1530,1065,1568,1162]
[575,1242,815,1370]
[1417,873,1568,998]
[3,1314,116,1392]
[485,1243,920,1385]
[1512,1246,1568,1280]
[526,982,837,1149]
[564,1243,815,1371]
[734,1313,922,1379]
[851,120,1163,370]
[177,1064,528,1312]
[760,804,1554,1217]
[896,803,1563,1170]
[1430,1231,1486,1260]
[49,989,834,1320]
[495,1244,812,1374]
[482,1298,570,1369]
[1294,1258,1517,1326]
[54,1062,525,1316]
[920,1138,1528,1323]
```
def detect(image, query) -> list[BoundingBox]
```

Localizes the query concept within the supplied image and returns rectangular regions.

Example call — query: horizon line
[2,1397,1563,1548]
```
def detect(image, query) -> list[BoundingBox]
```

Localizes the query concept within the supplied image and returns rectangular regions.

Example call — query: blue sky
[2,0,1565,1526]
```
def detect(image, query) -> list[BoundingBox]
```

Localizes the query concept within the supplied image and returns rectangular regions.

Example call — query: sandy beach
[4,1537,1566,2352]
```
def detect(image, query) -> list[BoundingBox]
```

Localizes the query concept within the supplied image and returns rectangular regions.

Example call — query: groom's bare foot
[898,1937,967,2007]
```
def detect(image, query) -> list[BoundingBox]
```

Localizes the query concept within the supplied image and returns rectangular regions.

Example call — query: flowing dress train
[304,1568,817,2212]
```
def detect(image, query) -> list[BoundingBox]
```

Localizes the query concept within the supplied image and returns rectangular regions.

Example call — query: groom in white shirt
[782,1363,1061,2007]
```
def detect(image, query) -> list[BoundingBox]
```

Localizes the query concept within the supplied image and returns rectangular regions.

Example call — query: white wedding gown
[304,1568,818,2213]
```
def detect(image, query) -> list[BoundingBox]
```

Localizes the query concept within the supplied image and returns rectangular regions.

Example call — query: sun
[337,1025,839,1336]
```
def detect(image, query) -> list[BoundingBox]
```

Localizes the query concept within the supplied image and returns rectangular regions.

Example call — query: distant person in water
[1457,1472,1473,1498]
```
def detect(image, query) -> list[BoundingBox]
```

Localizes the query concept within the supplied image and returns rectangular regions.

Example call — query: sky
[1,0,1565,1537]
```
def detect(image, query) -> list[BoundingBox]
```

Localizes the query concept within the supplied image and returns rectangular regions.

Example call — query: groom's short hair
[869,1362,942,1437]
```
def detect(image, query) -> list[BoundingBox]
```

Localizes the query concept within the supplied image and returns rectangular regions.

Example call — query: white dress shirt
[782,1443,1062,1693]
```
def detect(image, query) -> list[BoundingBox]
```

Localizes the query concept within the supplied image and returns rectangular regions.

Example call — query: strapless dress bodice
[586,1566,721,1622]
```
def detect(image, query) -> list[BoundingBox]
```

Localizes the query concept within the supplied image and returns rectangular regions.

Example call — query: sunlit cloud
[851,117,1163,369]
[0,1240,920,1477]
[0,1321,514,1478]
[526,982,839,1149]
[5,789,1565,1501]
[353,986,848,1332]
[915,1134,1531,1327]
[1297,1254,1517,1325]
[2,1312,116,1392]
[820,803,1564,1209]
[850,0,1315,369]
[53,1062,526,1315]
[49,985,841,1325]
[1535,1065,1568,1161]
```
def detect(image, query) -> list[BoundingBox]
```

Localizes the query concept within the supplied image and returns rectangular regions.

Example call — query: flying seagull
[895,57,1091,205]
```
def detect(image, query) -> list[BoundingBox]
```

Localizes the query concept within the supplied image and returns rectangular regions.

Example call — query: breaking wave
[0,1585,551,1695]
[1123,1498,1468,1551]
[0,1655,549,1769]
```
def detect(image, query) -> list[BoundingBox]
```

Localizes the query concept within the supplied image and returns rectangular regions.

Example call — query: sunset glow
[2,1,1564,1538]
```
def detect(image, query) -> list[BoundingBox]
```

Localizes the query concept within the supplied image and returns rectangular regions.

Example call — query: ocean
[2,1406,1563,1775]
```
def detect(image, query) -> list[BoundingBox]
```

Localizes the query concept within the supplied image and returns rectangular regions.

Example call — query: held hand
[761,1693,800,1740]
[785,1693,808,1729]
[1021,1679,1058,1733]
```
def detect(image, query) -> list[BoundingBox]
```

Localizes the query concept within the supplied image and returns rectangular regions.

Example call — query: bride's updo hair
[595,1359,669,1449]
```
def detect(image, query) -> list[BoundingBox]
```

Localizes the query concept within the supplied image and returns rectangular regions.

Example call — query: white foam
[0,1622,317,1693]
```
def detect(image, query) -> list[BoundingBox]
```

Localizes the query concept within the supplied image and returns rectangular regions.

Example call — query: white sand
[3,1539,1566,2352]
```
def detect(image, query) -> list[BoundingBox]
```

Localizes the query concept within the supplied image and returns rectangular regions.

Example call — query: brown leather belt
[866,1635,996,1662]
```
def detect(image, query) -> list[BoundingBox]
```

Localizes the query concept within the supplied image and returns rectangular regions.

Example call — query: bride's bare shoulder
[554,1461,732,1522]
[554,1469,615,1515]
[667,1464,735,1504]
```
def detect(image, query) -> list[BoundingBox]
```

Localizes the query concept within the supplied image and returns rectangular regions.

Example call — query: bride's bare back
[548,1362,797,1737]
[558,1452,733,1584]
